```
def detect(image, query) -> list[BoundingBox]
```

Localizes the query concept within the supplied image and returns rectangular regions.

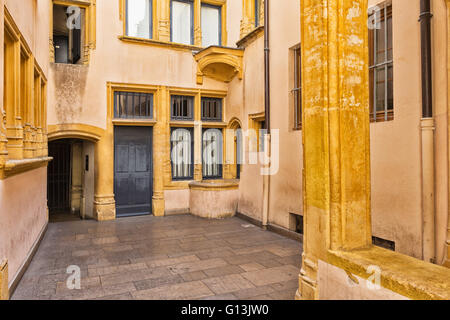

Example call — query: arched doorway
[47,138,95,222]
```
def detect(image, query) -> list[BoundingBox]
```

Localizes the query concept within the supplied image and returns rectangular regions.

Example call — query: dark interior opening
[53,4,83,64]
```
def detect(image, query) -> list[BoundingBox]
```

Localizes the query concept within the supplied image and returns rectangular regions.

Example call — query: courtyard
[11,215,302,300]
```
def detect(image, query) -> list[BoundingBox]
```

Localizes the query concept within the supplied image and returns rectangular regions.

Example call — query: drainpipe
[419,0,436,263]
[262,0,270,230]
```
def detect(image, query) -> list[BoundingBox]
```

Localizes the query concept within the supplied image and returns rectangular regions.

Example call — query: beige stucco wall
[0,167,48,286]
[0,0,50,288]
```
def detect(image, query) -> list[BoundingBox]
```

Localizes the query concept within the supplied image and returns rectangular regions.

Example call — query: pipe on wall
[262,0,270,229]
[419,0,436,263]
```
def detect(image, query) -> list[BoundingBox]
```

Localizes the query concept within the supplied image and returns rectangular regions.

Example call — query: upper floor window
[201,4,221,47]
[53,4,84,64]
[201,97,222,122]
[126,0,153,39]
[369,2,393,122]
[293,46,302,130]
[171,0,194,45]
[114,91,154,119]
[171,95,194,120]
[255,0,261,27]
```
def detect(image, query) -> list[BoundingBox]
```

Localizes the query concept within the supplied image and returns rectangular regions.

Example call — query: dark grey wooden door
[114,126,153,217]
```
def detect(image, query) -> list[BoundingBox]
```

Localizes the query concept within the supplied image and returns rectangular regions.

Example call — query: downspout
[262,0,270,229]
[419,0,436,263]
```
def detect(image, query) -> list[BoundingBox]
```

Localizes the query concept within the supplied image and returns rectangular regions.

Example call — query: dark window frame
[201,97,223,122]
[255,0,260,27]
[170,0,194,45]
[201,2,222,47]
[125,0,153,39]
[369,2,393,122]
[202,128,223,180]
[114,91,154,119]
[171,95,194,121]
[170,127,195,181]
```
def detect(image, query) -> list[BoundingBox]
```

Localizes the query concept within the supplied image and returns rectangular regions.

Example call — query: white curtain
[201,5,220,47]
[203,129,223,178]
[127,0,151,38]
[172,128,192,179]
[172,1,192,45]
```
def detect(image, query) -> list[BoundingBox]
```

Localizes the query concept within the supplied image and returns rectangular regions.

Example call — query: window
[126,0,153,39]
[171,95,194,120]
[293,46,302,130]
[369,3,393,122]
[201,97,222,122]
[201,4,221,47]
[53,4,84,64]
[171,128,194,180]
[171,0,194,45]
[255,0,261,27]
[114,91,153,119]
[202,129,223,179]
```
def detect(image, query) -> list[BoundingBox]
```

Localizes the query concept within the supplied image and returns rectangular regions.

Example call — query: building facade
[0,0,449,299]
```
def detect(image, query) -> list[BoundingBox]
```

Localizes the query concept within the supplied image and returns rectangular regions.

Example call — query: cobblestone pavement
[12,215,303,300]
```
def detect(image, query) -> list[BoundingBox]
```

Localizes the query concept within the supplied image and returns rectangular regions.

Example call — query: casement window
[201,97,222,122]
[126,0,153,39]
[171,95,194,121]
[202,128,223,179]
[171,0,194,45]
[201,4,221,47]
[53,4,84,64]
[114,91,154,119]
[255,0,261,27]
[171,128,194,180]
[369,3,393,122]
[293,46,302,130]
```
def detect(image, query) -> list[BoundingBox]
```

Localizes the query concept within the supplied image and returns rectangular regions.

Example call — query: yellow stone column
[240,0,256,39]
[94,85,116,221]
[194,0,202,46]
[157,0,171,42]
[153,87,167,217]
[297,0,371,300]
[0,259,8,300]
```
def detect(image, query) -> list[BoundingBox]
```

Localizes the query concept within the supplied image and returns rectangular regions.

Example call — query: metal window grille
[292,47,302,130]
[171,127,194,180]
[202,128,223,179]
[369,3,393,122]
[114,91,153,119]
[171,95,194,120]
[201,97,222,122]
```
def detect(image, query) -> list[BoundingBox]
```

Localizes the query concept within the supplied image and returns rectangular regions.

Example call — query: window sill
[327,246,450,300]
[189,179,239,191]
[0,157,52,180]
[118,36,202,52]
[113,119,157,126]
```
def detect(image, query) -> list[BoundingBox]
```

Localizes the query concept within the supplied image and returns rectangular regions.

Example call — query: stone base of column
[297,255,319,300]
[152,194,165,217]
[94,195,116,221]
[444,242,450,268]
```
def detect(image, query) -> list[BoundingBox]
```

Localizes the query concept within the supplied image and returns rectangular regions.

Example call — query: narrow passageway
[12,215,302,300]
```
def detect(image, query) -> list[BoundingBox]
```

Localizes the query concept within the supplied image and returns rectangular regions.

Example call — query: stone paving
[12,215,303,300]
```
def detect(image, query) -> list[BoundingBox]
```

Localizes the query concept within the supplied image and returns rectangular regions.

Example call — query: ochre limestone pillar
[153,87,167,217]
[297,0,372,300]
[194,0,202,46]
[157,0,171,42]
[0,259,8,300]
[94,87,116,221]
[240,0,256,38]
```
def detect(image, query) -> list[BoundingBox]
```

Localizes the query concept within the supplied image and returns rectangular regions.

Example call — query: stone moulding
[194,46,244,85]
